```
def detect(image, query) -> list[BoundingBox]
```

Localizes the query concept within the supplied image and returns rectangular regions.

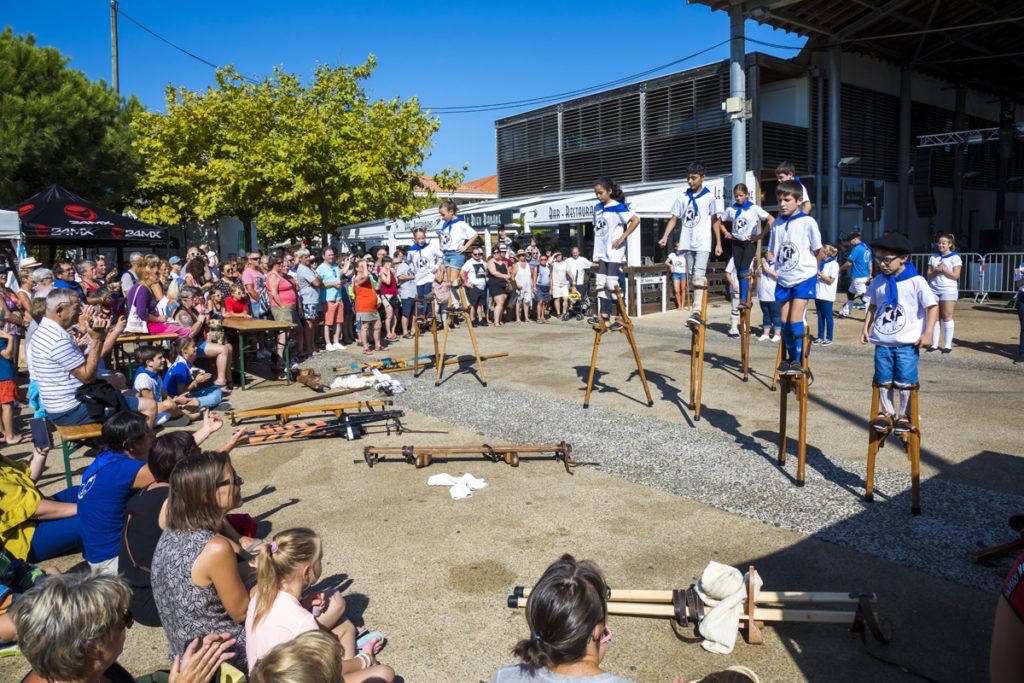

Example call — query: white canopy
[0,210,18,240]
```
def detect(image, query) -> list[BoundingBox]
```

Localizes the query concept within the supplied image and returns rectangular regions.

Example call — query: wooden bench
[54,422,103,487]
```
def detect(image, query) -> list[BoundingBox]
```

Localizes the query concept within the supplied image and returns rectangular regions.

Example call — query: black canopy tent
[11,184,176,268]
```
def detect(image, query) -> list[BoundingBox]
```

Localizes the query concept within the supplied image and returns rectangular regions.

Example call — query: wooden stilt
[770,341,783,392]
[583,290,653,408]
[778,336,812,485]
[688,288,709,420]
[865,382,922,514]
[434,286,487,387]
[740,305,752,382]
[412,294,422,376]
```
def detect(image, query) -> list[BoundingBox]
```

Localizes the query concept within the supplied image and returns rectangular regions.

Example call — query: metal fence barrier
[910,252,1024,301]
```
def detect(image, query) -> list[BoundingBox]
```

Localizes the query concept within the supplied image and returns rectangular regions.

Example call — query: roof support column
[827,43,841,244]
[557,105,565,193]
[898,66,912,235]
[952,85,966,235]
[729,7,746,194]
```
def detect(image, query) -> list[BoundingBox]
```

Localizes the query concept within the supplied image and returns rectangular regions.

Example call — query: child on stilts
[587,178,639,330]
[721,183,773,310]
[861,233,938,433]
[766,180,823,375]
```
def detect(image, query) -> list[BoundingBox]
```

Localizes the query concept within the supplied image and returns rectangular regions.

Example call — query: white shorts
[849,277,869,296]
[931,288,958,302]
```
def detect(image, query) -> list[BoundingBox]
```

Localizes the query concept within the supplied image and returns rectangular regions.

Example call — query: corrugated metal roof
[689,0,1024,102]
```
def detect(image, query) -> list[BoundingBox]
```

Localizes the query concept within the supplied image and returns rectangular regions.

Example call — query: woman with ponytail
[492,554,634,682]
[245,527,395,682]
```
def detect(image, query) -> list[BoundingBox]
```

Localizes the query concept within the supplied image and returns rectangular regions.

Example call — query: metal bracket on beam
[916,124,1024,148]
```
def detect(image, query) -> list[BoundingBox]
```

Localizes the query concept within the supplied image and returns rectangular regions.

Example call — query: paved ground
[2,299,1019,682]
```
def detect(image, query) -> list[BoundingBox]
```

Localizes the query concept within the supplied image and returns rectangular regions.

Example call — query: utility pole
[110,0,119,94]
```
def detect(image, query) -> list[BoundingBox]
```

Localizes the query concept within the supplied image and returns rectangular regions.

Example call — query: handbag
[125,285,149,334]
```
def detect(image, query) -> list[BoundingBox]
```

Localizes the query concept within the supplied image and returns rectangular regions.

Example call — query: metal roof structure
[689,0,1024,103]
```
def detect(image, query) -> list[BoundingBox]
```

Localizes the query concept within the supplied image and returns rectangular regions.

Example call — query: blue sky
[4,1,805,179]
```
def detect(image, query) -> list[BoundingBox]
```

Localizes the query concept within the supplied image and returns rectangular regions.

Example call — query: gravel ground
[300,348,1021,595]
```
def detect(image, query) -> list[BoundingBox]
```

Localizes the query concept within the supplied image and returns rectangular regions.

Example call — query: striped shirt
[26,317,85,414]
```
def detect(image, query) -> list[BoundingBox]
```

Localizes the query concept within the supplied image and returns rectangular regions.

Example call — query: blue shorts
[774,275,817,303]
[671,272,687,282]
[443,251,465,269]
[401,297,416,317]
[873,344,919,386]
[197,340,207,356]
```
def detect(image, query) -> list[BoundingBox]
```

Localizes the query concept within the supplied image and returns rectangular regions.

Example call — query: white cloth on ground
[695,561,763,654]
[330,375,374,390]
[427,472,488,499]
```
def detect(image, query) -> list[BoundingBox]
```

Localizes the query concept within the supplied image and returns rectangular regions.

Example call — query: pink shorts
[148,320,191,338]
[324,301,344,325]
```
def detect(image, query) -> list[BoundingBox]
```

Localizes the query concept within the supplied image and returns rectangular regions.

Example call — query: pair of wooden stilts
[689,283,754,421]
[583,289,653,408]
[412,288,487,386]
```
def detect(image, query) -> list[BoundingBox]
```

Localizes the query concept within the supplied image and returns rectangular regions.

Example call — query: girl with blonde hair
[249,630,344,683]
[245,527,395,682]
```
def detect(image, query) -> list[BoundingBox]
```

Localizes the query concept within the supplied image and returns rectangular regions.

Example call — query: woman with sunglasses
[14,571,236,683]
[152,450,251,671]
[492,554,633,682]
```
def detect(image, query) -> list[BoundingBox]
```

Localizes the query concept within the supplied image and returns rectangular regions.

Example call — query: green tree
[0,28,141,208]
[433,163,469,196]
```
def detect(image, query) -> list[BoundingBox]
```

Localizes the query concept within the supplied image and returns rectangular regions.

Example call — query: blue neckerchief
[732,200,752,221]
[794,175,802,184]
[407,240,430,252]
[595,200,631,214]
[779,210,807,235]
[936,250,959,260]
[685,187,710,214]
[818,256,836,271]
[884,262,919,308]
[441,216,465,231]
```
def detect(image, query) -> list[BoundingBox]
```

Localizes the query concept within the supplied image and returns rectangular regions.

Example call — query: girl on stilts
[721,183,773,309]
[588,178,639,330]
[926,233,961,354]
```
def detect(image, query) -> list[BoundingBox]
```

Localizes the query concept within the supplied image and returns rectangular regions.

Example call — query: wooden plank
[55,423,104,440]
[229,400,391,421]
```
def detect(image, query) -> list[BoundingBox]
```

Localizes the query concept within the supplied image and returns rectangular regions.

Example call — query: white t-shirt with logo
[592,201,636,263]
[667,252,688,275]
[671,187,719,253]
[927,253,962,298]
[461,258,488,289]
[438,218,476,253]
[727,203,770,241]
[406,242,444,286]
[866,273,937,346]
[768,212,822,288]
[815,259,840,301]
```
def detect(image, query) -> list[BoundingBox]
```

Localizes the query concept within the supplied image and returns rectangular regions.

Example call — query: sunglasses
[217,473,243,488]
[119,609,134,630]
[472,252,483,256]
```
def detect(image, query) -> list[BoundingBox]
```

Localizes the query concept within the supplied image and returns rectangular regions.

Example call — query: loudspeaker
[913,148,937,218]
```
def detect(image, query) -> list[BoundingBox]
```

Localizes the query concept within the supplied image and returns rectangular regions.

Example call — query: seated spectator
[249,631,345,683]
[77,411,156,575]
[492,554,634,683]
[13,570,235,683]
[175,286,234,391]
[133,345,198,424]
[163,337,224,411]
[125,257,189,338]
[120,414,247,626]
[0,543,58,649]
[246,528,393,681]
[224,284,252,319]
[153,450,251,671]
[26,289,156,426]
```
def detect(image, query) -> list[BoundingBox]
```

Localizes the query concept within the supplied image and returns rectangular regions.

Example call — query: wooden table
[221,318,295,390]
[112,332,180,375]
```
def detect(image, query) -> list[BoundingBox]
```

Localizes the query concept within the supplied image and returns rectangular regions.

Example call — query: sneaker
[758,332,769,341]
[737,301,752,310]
[728,328,739,338]
[687,311,705,327]
[941,348,952,355]
[926,346,939,353]
[1015,357,1024,365]
[0,641,21,658]
[770,334,781,343]
[609,321,624,332]
[820,339,832,346]
[776,360,793,375]
[836,309,849,318]
[893,416,912,434]
[783,361,806,376]
[871,413,893,432]
[587,316,600,325]
[812,338,824,346]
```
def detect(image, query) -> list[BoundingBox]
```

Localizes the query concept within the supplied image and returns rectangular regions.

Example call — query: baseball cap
[168,256,182,265]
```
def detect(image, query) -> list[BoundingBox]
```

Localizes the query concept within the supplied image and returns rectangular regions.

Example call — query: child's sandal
[870,413,893,433]
[356,629,386,655]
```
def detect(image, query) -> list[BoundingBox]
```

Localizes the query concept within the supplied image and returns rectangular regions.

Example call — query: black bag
[75,380,131,422]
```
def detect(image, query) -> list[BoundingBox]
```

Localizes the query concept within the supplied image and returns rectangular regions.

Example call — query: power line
[116,5,261,85]
[425,36,808,114]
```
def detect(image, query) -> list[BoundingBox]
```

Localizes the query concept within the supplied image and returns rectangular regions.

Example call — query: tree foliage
[0,28,141,209]
[132,56,446,246]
